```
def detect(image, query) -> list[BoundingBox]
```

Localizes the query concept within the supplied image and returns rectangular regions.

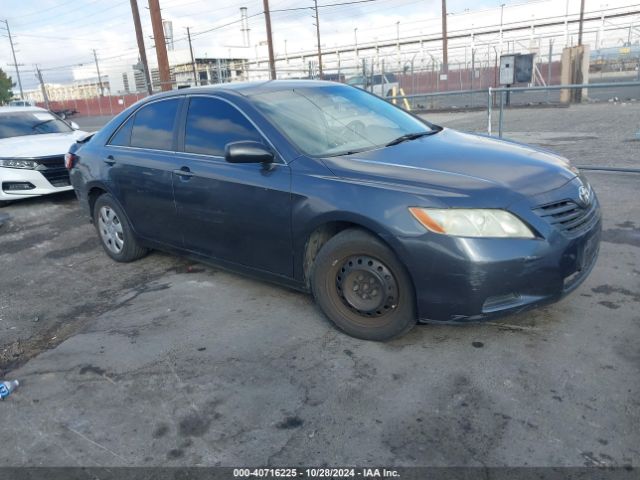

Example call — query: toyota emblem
[578,185,591,206]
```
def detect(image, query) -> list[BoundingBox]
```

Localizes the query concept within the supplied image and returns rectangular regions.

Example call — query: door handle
[104,155,115,166]
[173,166,193,178]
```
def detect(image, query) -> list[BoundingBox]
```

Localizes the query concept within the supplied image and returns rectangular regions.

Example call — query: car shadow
[1,190,77,210]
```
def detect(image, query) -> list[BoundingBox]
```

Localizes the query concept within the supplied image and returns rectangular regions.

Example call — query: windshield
[0,111,72,140]
[250,85,433,156]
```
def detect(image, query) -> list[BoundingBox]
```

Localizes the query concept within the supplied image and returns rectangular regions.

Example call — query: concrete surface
[427,102,640,169]
[0,108,638,467]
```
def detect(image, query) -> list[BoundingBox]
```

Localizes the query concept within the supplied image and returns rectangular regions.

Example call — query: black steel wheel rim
[336,255,398,317]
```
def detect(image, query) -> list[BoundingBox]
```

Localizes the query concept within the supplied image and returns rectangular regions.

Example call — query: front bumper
[399,183,602,323]
[0,166,72,201]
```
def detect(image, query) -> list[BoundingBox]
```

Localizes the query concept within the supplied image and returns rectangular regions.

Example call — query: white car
[0,106,87,205]
[346,73,399,98]
[8,100,36,107]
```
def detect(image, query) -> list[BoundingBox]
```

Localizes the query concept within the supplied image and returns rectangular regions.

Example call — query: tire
[311,228,416,341]
[93,193,147,262]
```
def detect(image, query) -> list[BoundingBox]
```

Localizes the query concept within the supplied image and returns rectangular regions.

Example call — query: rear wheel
[93,193,147,262]
[311,229,416,341]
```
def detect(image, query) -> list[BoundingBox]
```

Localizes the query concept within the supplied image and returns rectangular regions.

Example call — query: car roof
[149,79,347,101]
[0,106,49,114]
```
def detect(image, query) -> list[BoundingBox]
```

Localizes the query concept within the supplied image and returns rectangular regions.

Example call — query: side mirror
[70,121,80,130]
[225,141,274,164]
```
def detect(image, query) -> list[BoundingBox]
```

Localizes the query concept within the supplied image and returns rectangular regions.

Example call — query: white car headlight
[0,159,38,169]
[409,207,535,238]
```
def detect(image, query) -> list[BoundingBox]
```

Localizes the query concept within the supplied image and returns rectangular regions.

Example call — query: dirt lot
[0,105,638,467]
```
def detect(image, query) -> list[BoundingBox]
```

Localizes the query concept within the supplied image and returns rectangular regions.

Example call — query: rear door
[172,95,293,277]
[105,97,184,246]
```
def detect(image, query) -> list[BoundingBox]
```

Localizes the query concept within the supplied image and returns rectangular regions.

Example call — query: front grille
[33,156,71,188]
[40,168,71,187]
[35,155,65,168]
[533,192,599,237]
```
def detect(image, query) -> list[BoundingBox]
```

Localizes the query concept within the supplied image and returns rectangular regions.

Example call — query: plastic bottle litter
[0,380,19,400]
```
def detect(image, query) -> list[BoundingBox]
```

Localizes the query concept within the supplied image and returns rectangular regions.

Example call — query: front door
[172,96,292,277]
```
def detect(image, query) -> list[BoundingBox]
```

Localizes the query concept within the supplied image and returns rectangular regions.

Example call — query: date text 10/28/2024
[233,468,400,478]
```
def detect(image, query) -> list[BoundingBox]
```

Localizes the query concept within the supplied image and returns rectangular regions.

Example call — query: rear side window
[130,98,180,150]
[184,97,263,157]
[109,116,133,146]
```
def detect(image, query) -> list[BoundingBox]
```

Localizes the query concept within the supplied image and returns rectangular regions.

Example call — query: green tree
[0,68,14,105]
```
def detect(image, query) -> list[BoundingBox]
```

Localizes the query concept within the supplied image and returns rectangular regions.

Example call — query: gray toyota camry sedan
[68,81,601,340]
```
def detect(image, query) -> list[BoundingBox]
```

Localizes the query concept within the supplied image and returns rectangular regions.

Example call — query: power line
[271,0,378,13]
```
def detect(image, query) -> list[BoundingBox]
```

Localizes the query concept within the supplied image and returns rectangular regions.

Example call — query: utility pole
[441,0,448,74]
[564,0,570,47]
[92,49,104,96]
[396,21,401,69]
[263,0,276,79]
[148,0,171,91]
[354,27,358,60]
[129,0,152,94]
[186,27,198,86]
[35,65,50,110]
[577,0,585,46]
[499,3,505,54]
[313,0,323,78]
[1,19,24,99]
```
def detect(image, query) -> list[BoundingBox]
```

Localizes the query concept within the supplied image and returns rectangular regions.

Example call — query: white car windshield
[250,85,434,157]
[0,111,72,140]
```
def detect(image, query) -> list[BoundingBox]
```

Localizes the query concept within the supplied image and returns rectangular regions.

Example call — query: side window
[184,97,263,157]
[130,98,180,150]
[109,116,133,146]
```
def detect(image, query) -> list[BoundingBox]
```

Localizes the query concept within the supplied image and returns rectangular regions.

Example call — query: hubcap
[336,255,398,317]
[98,206,124,254]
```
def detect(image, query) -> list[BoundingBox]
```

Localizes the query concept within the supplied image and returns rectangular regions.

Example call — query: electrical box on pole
[499,53,534,85]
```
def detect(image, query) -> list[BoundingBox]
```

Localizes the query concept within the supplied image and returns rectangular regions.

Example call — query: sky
[1,0,638,91]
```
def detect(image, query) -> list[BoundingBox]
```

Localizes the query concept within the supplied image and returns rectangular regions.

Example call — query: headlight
[409,207,535,238]
[0,159,38,169]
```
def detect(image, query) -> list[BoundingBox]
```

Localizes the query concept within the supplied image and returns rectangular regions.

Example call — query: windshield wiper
[325,147,375,157]
[385,129,440,147]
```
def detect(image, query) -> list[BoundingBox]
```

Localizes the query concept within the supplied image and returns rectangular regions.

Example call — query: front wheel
[311,229,416,341]
[93,193,147,262]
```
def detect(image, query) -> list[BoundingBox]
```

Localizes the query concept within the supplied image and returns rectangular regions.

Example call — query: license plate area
[577,228,600,271]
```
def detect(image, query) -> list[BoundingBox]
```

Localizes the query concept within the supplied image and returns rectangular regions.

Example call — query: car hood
[0,131,87,158]
[320,128,577,206]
